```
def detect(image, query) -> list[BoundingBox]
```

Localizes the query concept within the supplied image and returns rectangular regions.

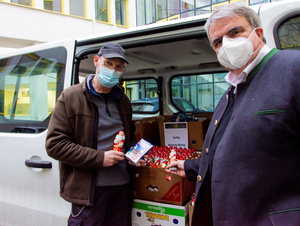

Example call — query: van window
[124,78,159,113]
[0,47,67,133]
[171,73,229,112]
[277,16,300,50]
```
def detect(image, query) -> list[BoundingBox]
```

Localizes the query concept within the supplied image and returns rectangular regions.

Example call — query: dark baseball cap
[97,43,129,64]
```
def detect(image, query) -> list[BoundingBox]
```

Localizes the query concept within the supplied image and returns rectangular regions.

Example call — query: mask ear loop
[247,28,257,41]
[248,28,260,55]
[251,44,260,56]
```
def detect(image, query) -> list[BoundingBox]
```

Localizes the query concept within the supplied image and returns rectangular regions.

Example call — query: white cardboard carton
[132,199,191,226]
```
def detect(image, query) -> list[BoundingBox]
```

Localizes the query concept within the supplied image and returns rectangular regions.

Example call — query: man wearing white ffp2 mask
[206,11,265,89]
[165,3,300,226]
[217,28,260,70]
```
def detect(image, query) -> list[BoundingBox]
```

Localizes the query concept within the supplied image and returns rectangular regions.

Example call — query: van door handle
[25,159,52,169]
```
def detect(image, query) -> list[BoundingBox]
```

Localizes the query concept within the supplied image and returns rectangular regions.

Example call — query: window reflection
[0,47,66,133]
[95,0,109,22]
[116,0,127,26]
[172,73,229,112]
[70,0,85,17]
[278,16,300,50]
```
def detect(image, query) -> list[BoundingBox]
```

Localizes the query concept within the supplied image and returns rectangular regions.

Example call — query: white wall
[0,0,136,50]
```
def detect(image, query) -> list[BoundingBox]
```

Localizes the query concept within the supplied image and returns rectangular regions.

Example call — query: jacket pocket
[253,108,285,116]
[61,164,70,191]
[269,208,300,226]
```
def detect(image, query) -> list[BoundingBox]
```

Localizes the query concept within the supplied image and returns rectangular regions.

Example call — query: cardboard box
[132,199,191,226]
[133,167,195,206]
[159,116,210,151]
[134,116,166,146]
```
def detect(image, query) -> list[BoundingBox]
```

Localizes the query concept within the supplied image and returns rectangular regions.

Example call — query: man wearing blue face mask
[166,4,300,226]
[46,43,137,226]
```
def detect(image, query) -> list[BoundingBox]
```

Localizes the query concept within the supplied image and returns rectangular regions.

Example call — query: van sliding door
[0,40,75,226]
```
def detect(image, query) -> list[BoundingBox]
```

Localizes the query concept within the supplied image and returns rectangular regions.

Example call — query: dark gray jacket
[185,49,300,225]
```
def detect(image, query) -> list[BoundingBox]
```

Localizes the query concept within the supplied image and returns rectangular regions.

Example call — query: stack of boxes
[131,114,211,226]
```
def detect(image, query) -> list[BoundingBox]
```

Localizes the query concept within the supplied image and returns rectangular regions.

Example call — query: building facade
[0,0,283,52]
[0,0,136,52]
[136,0,283,26]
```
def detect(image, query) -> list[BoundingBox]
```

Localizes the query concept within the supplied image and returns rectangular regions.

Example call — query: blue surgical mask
[97,66,122,88]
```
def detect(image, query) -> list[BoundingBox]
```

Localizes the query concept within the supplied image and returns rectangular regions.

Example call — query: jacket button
[205,148,209,154]
[226,94,229,100]
[214,120,218,126]
[197,175,202,182]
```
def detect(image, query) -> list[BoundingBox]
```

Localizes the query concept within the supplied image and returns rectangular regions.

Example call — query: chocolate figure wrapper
[168,148,177,171]
[112,130,125,152]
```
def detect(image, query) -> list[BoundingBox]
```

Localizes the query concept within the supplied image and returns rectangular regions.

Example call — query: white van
[0,0,299,225]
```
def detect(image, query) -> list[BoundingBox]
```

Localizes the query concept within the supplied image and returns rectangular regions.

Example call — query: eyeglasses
[100,60,126,72]
[211,25,252,49]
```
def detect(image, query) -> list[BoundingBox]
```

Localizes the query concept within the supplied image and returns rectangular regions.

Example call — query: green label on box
[133,202,185,217]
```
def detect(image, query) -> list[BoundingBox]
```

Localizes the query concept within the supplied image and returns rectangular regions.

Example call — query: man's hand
[165,160,186,177]
[128,158,147,167]
[103,150,125,167]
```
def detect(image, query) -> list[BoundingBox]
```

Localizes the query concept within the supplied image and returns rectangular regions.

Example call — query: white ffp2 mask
[217,28,258,70]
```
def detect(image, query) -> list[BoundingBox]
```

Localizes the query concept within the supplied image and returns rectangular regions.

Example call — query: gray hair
[204,4,262,39]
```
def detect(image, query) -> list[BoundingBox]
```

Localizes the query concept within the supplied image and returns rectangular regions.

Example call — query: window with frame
[10,0,32,6]
[196,6,211,15]
[277,16,300,50]
[136,0,214,25]
[249,0,268,6]
[95,0,109,22]
[157,0,167,21]
[124,79,159,113]
[44,0,62,12]
[212,0,228,4]
[136,0,146,26]
[116,0,127,26]
[0,47,66,133]
[196,0,211,8]
[171,73,229,112]
[136,0,156,26]
[195,0,211,15]
[70,0,86,17]
[168,0,180,17]
[181,0,194,13]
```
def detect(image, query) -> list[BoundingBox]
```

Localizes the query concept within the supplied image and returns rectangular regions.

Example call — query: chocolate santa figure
[112,130,125,152]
